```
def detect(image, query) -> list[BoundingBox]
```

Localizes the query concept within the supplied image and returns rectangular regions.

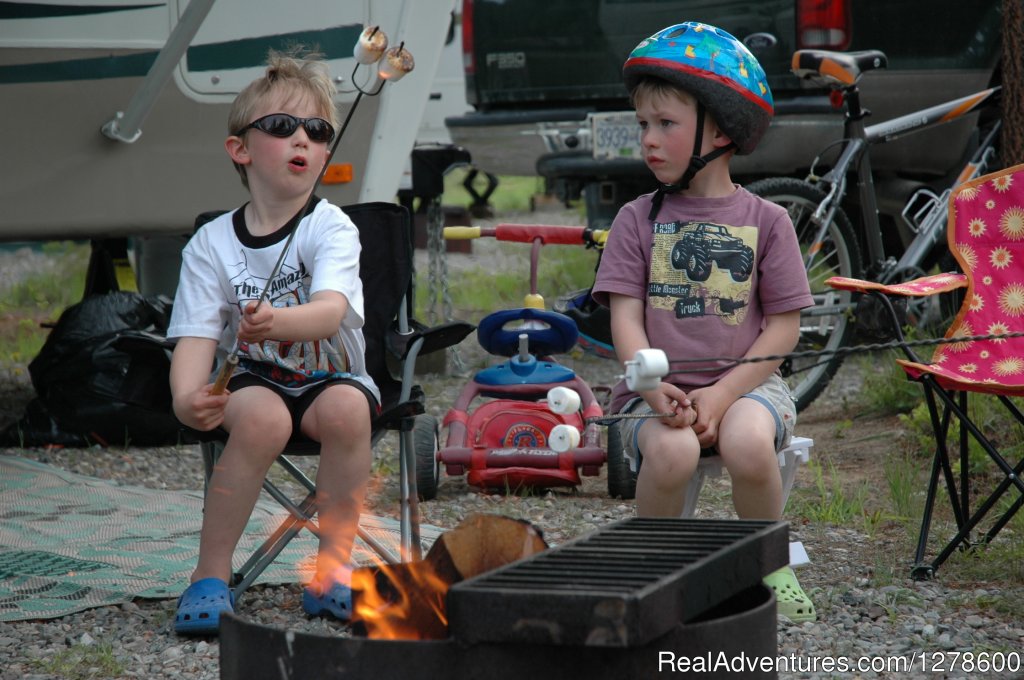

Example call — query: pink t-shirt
[593,187,813,412]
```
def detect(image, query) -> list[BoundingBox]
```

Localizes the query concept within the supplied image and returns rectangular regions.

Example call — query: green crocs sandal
[764,566,816,623]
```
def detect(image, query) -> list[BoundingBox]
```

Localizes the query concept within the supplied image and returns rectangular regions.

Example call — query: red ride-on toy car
[415,223,608,497]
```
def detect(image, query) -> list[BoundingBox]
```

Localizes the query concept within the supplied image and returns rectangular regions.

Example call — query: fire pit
[221,518,788,679]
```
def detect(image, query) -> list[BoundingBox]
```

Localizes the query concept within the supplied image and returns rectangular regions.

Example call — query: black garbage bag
[2,291,184,447]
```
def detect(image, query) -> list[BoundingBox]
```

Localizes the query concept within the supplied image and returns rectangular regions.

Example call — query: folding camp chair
[827,163,1024,579]
[117,202,474,598]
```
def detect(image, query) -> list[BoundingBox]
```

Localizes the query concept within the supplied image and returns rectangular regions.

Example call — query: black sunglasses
[234,113,336,143]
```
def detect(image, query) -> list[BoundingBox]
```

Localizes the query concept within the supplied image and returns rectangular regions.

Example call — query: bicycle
[746,48,1001,412]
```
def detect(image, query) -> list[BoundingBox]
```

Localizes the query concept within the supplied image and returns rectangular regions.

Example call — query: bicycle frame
[808,84,1001,280]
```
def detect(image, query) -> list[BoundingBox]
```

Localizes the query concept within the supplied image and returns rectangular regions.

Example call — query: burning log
[352,513,548,640]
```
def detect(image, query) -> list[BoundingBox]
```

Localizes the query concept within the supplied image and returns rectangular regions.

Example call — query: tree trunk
[1003,0,1024,165]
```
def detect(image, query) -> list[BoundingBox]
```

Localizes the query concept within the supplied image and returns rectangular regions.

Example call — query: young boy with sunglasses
[592,22,817,622]
[167,49,378,635]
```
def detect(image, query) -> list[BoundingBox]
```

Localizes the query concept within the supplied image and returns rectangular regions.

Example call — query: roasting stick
[209,27,414,395]
[547,349,676,451]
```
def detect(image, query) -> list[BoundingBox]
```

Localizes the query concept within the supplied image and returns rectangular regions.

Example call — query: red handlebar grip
[494,224,586,245]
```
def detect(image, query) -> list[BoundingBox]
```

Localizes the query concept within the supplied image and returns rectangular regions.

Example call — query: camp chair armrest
[826,273,967,297]
[387,320,476,361]
[374,399,426,431]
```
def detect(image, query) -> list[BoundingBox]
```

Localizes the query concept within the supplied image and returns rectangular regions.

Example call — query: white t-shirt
[167,199,379,403]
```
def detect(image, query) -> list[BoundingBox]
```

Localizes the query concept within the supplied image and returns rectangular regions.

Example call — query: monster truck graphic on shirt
[669,223,754,282]
[648,220,757,325]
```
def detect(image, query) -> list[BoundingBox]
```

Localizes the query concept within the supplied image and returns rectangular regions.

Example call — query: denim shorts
[615,372,796,472]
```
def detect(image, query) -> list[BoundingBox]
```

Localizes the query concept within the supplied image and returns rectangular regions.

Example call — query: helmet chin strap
[648,104,736,221]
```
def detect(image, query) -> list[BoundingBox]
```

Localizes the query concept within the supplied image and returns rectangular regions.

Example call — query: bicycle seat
[791,49,887,86]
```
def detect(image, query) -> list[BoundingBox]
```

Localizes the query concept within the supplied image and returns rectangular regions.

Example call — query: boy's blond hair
[229,47,339,188]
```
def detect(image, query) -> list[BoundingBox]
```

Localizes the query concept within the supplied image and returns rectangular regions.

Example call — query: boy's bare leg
[194,386,293,584]
[634,421,701,517]
[716,398,783,519]
[301,384,372,586]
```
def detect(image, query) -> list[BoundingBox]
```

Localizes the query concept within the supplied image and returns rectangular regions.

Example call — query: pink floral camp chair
[827,162,1024,579]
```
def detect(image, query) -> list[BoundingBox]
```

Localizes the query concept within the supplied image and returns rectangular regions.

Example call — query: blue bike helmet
[623,21,773,154]
[623,22,774,219]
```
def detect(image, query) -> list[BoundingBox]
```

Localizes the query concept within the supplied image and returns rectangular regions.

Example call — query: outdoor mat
[0,455,442,622]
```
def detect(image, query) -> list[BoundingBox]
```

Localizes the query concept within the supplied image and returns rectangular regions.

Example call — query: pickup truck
[448,0,1002,227]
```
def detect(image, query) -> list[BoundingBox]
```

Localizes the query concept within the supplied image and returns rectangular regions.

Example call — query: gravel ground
[1,212,1023,679]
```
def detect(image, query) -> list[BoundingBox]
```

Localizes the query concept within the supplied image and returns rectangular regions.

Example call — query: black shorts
[227,372,379,434]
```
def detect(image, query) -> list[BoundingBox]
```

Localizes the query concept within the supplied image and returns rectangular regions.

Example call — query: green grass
[790,458,871,526]
[417,241,599,320]
[882,452,921,523]
[0,242,89,367]
[855,353,922,415]
[33,642,126,680]
[443,169,549,214]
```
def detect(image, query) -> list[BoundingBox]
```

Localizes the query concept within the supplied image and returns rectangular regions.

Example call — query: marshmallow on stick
[548,424,581,452]
[379,45,415,80]
[354,25,388,64]
[547,387,582,415]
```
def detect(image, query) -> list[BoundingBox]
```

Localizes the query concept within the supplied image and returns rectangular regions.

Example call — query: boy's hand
[686,384,734,447]
[237,301,274,343]
[173,385,230,432]
[641,382,697,429]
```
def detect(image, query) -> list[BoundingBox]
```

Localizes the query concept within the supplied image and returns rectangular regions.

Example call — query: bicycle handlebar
[443,224,607,247]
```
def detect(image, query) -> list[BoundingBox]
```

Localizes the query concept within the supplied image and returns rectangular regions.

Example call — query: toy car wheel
[413,414,441,501]
[605,423,636,500]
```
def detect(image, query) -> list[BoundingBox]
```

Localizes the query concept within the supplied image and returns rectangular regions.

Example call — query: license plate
[590,112,642,160]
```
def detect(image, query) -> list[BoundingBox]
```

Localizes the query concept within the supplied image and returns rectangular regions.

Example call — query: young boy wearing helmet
[592,22,817,622]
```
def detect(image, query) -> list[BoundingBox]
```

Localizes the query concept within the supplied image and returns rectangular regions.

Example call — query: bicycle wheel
[746,177,863,411]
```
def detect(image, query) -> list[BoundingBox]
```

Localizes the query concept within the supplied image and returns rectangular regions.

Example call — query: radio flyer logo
[649,220,756,325]
[503,423,547,448]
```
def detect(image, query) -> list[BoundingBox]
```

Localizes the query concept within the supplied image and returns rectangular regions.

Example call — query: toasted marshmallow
[378,46,415,80]
[354,25,388,64]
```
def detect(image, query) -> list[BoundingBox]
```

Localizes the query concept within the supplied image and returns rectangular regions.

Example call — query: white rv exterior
[0,0,456,243]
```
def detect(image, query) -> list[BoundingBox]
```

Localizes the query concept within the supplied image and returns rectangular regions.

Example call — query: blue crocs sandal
[302,581,353,621]
[175,577,234,635]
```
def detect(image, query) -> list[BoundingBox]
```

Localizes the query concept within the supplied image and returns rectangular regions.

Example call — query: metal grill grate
[447,517,787,647]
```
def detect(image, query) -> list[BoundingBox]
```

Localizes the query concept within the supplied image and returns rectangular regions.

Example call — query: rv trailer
[0,0,456,293]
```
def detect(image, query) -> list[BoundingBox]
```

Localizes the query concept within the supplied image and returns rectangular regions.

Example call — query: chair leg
[912,382,1024,579]
[398,417,422,561]
[912,386,962,579]
[201,425,421,599]
[232,491,318,596]
[680,466,708,519]
[929,457,1024,573]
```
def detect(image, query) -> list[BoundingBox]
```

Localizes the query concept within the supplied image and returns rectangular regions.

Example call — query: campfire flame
[348,513,549,641]
[352,559,450,640]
